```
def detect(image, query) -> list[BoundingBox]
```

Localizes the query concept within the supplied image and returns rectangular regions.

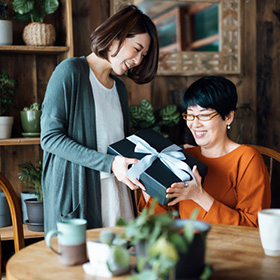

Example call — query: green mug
[45,218,87,266]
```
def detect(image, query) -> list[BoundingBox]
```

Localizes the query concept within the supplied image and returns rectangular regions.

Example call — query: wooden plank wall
[256,0,280,149]
[256,0,280,207]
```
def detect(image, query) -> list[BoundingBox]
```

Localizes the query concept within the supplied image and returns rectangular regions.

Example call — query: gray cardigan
[41,56,134,233]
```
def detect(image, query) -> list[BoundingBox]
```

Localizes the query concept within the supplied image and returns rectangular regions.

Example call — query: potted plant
[84,229,131,277]
[0,191,11,227]
[130,99,181,140]
[18,160,44,231]
[20,102,42,137]
[0,1,13,45]
[116,200,212,280]
[13,0,59,46]
[0,70,16,139]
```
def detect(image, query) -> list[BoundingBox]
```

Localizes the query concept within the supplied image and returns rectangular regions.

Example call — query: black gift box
[107,129,208,205]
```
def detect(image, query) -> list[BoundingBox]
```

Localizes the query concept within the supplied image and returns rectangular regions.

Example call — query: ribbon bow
[126,135,197,185]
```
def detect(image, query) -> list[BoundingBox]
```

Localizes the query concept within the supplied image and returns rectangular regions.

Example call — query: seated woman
[138,76,271,227]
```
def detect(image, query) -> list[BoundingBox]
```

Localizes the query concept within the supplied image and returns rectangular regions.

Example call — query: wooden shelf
[0,138,40,146]
[0,45,70,54]
[0,224,44,241]
[0,0,72,206]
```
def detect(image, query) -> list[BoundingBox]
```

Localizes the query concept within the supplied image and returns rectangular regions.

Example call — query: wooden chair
[0,172,24,253]
[248,145,280,185]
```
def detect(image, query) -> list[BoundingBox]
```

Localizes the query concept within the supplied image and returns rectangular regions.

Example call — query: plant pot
[20,110,42,133]
[0,192,11,227]
[0,19,13,45]
[23,22,56,46]
[25,198,44,224]
[175,220,210,279]
[85,240,130,277]
[21,191,37,223]
[0,116,14,139]
[135,219,211,279]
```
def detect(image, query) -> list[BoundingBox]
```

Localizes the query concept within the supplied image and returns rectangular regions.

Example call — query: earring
[227,124,231,130]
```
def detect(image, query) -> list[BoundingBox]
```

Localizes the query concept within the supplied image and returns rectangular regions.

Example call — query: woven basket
[23,22,56,46]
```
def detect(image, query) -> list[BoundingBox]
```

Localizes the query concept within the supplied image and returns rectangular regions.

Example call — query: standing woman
[41,5,159,232]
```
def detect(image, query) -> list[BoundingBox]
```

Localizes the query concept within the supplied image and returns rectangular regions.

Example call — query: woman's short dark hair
[183,76,238,120]
[90,5,159,84]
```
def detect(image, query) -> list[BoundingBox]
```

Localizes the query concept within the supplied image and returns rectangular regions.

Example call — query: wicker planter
[23,22,56,46]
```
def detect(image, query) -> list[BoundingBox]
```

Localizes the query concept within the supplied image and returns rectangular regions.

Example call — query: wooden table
[6,224,280,280]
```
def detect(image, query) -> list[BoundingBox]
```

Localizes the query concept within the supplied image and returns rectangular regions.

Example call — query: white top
[89,69,134,227]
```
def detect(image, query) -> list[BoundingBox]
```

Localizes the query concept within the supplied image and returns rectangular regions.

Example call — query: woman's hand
[166,165,214,211]
[111,156,145,191]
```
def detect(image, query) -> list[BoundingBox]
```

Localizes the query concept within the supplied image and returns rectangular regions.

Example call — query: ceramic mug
[45,218,87,266]
[258,209,280,256]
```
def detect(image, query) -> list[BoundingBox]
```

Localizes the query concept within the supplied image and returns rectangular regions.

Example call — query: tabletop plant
[130,99,180,138]
[20,102,42,134]
[99,229,131,274]
[18,160,43,201]
[13,0,59,22]
[116,200,212,280]
[0,70,16,116]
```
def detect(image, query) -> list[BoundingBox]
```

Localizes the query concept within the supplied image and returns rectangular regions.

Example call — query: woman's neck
[200,138,240,158]
[86,52,114,89]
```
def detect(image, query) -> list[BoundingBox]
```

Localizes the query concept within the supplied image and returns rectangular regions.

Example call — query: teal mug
[45,218,87,266]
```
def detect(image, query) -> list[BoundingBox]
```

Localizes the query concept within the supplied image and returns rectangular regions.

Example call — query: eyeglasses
[182,112,219,121]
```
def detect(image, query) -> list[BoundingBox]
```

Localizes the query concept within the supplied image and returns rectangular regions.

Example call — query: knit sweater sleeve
[40,57,114,173]
[202,148,271,227]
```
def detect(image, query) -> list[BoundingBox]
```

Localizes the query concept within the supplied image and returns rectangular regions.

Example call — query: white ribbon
[126,135,197,185]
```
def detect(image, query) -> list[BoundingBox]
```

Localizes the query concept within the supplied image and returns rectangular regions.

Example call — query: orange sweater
[138,145,271,227]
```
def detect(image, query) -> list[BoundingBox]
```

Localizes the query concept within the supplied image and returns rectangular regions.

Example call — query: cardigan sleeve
[41,58,115,174]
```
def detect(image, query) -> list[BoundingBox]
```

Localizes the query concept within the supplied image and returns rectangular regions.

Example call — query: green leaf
[140,99,153,114]
[159,104,177,117]
[168,232,187,253]
[116,217,129,226]
[200,264,213,279]
[112,246,130,267]
[13,0,34,14]
[99,229,115,245]
[130,105,143,120]
[18,160,42,201]
[183,221,195,244]
[149,236,178,262]
[42,0,59,15]
[13,0,59,22]
[190,208,199,220]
